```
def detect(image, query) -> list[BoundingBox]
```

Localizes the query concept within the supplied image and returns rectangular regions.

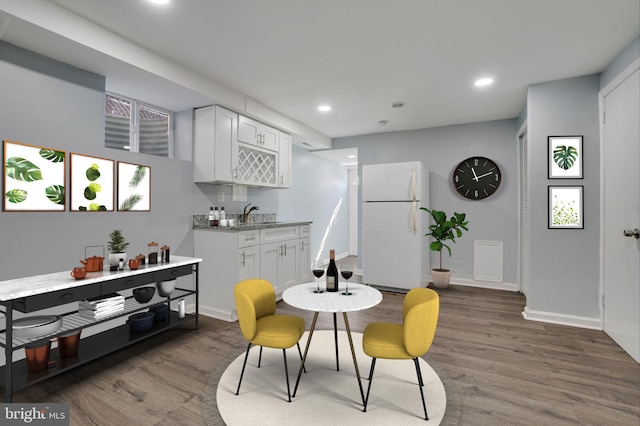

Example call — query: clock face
[452,156,502,200]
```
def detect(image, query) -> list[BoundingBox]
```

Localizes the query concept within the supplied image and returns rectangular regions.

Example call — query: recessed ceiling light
[318,105,332,112]
[475,78,494,87]
[390,101,405,109]
[148,0,169,4]
[347,155,356,159]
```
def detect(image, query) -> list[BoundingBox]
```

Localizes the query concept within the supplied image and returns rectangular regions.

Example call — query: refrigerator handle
[412,167,417,235]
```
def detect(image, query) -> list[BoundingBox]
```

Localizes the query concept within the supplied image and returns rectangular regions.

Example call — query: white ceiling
[0,0,638,148]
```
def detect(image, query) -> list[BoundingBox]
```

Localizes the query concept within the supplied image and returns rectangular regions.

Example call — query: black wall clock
[452,156,502,200]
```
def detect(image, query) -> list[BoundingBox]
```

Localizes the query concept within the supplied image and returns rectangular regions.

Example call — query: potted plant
[420,208,469,288]
[107,229,129,268]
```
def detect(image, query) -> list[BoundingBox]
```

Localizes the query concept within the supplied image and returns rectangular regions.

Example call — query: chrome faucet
[243,203,259,223]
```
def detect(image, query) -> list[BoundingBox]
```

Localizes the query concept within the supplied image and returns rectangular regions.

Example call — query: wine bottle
[208,207,215,227]
[325,249,339,292]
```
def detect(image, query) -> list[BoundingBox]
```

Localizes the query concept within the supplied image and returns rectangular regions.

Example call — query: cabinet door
[280,239,299,293]
[278,132,292,188]
[298,237,311,283]
[238,115,260,147]
[193,105,235,183]
[261,125,279,152]
[260,242,280,292]
[238,246,260,281]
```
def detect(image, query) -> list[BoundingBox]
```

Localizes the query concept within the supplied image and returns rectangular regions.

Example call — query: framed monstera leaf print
[117,161,150,211]
[70,153,114,212]
[548,136,583,179]
[3,140,66,211]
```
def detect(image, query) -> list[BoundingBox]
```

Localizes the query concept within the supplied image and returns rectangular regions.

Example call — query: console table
[0,255,201,402]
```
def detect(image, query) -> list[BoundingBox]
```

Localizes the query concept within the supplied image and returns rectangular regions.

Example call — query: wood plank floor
[14,284,639,425]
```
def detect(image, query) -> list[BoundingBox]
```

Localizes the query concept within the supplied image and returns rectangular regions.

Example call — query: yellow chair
[362,287,439,420]
[234,278,306,402]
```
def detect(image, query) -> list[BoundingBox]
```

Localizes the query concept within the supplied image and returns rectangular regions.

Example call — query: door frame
[598,57,640,327]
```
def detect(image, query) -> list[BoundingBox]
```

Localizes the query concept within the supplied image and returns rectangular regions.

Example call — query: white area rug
[215,330,447,425]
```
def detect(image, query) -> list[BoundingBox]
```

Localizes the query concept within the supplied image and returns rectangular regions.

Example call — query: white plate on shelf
[12,315,63,338]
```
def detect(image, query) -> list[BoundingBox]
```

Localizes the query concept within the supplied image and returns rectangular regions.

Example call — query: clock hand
[471,167,479,181]
[476,171,494,179]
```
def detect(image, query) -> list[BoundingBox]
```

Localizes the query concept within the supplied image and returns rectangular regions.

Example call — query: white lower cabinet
[194,224,310,322]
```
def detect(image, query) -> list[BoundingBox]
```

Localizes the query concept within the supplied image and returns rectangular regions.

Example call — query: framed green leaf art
[548,136,583,179]
[3,140,66,211]
[548,185,583,229]
[117,161,151,211]
[70,153,114,212]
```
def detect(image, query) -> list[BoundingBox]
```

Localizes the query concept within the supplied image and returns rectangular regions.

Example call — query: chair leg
[235,343,252,396]
[296,342,306,373]
[258,346,263,367]
[413,357,428,420]
[362,358,377,412]
[282,349,292,402]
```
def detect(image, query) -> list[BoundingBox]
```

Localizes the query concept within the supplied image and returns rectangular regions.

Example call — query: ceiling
[0,0,638,150]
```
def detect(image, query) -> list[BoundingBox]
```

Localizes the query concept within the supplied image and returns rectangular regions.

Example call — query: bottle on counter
[208,207,215,227]
[325,249,339,292]
[213,207,219,226]
[219,207,226,221]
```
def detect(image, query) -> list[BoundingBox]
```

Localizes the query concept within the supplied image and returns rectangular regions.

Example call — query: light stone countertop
[0,256,202,301]
[193,221,312,232]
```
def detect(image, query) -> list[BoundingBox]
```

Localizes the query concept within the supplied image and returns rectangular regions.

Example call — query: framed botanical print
[548,185,584,229]
[548,136,583,179]
[117,161,151,211]
[70,153,114,211]
[3,140,66,211]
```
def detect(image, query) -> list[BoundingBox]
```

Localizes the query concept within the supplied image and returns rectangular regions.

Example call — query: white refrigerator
[362,161,429,290]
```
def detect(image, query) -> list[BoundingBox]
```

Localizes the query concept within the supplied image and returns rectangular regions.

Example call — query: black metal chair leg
[258,346,263,367]
[413,357,428,420]
[235,343,252,395]
[363,358,377,412]
[283,349,292,402]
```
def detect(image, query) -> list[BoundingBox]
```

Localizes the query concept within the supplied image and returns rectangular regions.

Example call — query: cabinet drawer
[154,264,193,282]
[238,230,260,248]
[260,226,299,244]
[101,273,154,294]
[13,284,102,313]
[299,225,310,238]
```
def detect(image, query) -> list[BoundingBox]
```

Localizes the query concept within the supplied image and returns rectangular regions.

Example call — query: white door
[602,65,640,362]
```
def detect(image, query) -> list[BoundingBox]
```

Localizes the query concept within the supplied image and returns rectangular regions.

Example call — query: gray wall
[526,75,601,319]
[0,42,349,282]
[601,36,639,89]
[333,119,519,284]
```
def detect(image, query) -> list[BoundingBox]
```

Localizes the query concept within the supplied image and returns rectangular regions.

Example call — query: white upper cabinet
[238,115,279,152]
[278,131,292,188]
[194,106,292,188]
[193,105,236,183]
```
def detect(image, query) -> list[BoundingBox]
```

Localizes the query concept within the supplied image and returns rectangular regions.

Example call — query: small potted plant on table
[108,229,129,270]
[421,208,469,288]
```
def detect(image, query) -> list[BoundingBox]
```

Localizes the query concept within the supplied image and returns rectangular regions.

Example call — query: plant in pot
[420,208,469,288]
[107,229,129,269]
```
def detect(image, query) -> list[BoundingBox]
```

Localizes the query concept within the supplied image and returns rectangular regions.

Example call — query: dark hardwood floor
[13,283,639,425]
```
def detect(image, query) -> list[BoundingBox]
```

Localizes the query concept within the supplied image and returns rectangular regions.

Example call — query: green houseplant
[107,229,129,267]
[420,208,469,288]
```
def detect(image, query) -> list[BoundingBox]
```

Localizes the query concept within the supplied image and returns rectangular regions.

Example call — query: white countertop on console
[0,256,202,301]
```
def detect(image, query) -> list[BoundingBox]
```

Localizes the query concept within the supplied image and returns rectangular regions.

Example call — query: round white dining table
[282,281,383,406]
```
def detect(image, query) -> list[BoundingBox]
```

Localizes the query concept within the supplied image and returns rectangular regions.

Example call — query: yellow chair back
[402,288,439,357]
[234,279,277,341]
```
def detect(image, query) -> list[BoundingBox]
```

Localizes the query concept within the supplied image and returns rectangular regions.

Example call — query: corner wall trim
[522,306,603,330]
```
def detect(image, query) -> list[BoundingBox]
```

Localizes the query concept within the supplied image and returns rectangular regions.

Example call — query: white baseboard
[522,306,603,330]
[451,277,519,292]
[199,305,237,322]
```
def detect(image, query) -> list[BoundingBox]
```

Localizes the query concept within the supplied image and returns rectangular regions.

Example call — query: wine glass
[341,261,353,295]
[312,259,325,293]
